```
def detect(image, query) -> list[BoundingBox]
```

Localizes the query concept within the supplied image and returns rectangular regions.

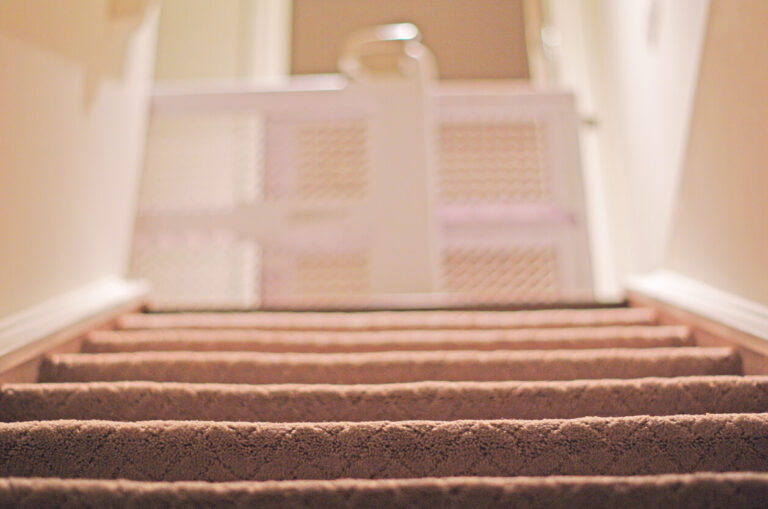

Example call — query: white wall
[541,0,621,298]
[666,0,768,307]
[545,0,710,289]
[549,0,768,311]
[596,0,710,275]
[0,1,158,319]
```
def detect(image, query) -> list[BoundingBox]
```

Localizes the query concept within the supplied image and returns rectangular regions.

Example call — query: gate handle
[338,23,437,82]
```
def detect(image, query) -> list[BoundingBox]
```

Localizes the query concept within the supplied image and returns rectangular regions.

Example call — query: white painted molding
[0,276,149,358]
[626,270,768,341]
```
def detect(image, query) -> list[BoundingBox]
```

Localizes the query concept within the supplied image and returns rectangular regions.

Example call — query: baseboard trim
[626,271,768,343]
[0,277,149,376]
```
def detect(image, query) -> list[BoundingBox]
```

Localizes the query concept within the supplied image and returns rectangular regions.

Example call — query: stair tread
[115,307,658,331]
[83,325,692,353]
[2,473,768,509]
[1,414,767,481]
[38,347,741,384]
[3,375,768,422]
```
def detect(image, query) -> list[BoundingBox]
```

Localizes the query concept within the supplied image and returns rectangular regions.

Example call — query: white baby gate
[130,27,591,308]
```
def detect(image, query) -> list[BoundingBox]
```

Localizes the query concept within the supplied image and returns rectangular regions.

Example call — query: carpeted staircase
[1,305,768,507]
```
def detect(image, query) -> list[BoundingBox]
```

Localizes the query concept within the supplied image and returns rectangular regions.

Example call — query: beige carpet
[115,307,658,331]
[3,376,768,422]
[2,474,768,509]
[38,347,740,383]
[83,325,693,353]
[1,414,768,481]
[1,306,766,507]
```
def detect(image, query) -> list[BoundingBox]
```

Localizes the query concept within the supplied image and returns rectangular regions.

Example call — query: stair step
[5,299,766,507]
[83,325,692,353]
[3,376,767,422]
[1,414,767,481]
[2,473,768,509]
[38,347,741,384]
[115,307,658,331]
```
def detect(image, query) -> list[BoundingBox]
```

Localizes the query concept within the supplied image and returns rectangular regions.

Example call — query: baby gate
[131,33,591,310]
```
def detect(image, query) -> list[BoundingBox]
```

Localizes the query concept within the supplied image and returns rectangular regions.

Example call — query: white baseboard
[626,271,768,341]
[0,276,149,359]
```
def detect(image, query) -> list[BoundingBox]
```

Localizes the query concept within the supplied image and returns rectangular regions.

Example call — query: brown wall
[666,0,768,306]
[291,0,529,79]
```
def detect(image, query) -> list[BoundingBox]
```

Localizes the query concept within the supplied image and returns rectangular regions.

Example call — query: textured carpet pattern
[115,307,658,331]
[3,305,768,507]
[1,414,768,481]
[2,474,768,509]
[83,325,693,353]
[38,347,740,383]
[3,376,768,422]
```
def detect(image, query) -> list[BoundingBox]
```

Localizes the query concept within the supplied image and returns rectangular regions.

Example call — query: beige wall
[0,1,158,319]
[154,0,242,80]
[154,0,291,81]
[666,0,768,306]
[291,0,529,79]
